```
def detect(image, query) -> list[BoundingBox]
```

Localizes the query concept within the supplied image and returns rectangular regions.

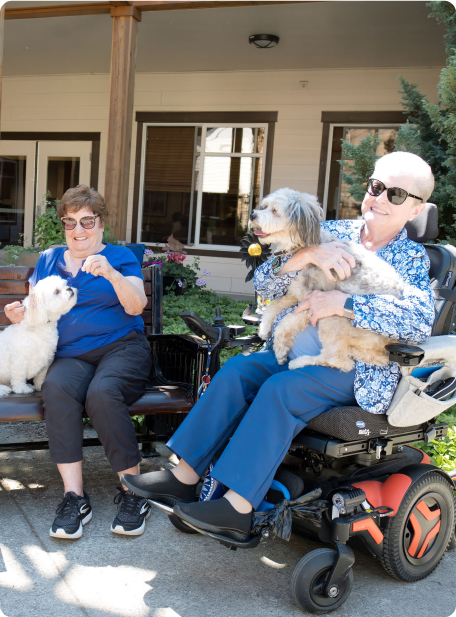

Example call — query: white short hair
[373,152,435,202]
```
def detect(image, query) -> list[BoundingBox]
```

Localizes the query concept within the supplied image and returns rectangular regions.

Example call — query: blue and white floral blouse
[253,219,435,414]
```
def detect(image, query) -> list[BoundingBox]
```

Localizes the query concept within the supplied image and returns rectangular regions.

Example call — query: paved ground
[0,423,456,617]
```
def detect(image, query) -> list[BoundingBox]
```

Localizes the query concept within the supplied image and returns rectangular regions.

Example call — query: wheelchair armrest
[386,343,425,367]
[242,304,262,326]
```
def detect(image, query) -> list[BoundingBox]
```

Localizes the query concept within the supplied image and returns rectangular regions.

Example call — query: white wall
[1,66,442,298]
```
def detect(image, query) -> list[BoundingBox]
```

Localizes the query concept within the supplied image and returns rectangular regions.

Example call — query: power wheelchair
[151,204,456,614]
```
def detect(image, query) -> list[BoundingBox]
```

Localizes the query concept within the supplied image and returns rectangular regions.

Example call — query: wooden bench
[0,264,208,455]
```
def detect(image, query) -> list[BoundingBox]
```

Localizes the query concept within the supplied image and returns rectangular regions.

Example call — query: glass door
[35,141,92,220]
[0,141,36,249]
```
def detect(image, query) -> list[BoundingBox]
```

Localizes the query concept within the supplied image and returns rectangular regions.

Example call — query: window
[138,123,267,250]
[325,126,399,221]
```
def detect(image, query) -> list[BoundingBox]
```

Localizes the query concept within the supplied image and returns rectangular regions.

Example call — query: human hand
[305,242,356,281]
[5,301,25,324]
[295,290,350,326]
[284,242,356,281]
[82,254,117,281]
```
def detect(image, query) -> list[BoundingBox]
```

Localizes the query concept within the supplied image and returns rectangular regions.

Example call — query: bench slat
[0,297,26,310]
[0,313,10,326]
[0,281,29,295]
[0,385,193,422]
[0,267,35,281]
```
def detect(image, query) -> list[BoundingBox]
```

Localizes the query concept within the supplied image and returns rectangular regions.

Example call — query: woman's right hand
[281,242,356,281]
[5,301,25,324]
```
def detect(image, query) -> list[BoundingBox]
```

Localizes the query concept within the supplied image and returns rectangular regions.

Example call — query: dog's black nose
[250,212,257,221]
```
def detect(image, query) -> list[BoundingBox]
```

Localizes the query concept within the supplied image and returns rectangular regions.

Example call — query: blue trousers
[167,350,356,509]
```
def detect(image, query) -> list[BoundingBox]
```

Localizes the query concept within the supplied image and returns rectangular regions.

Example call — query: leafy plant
[1,237,40,265]
[144,248,210,293]
[415,406,456,471]
[34,192,66,251]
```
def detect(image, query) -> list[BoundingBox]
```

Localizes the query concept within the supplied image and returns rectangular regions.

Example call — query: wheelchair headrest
[404,203,438,243]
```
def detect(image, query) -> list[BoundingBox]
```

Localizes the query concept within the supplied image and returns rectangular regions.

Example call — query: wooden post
[0,4,5,140]
[104,4,141,241]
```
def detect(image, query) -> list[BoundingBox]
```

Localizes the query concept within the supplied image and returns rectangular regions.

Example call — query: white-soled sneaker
[111,487,151,536]
[50,491,92,539]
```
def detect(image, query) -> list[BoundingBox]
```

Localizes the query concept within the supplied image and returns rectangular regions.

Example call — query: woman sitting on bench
[122,152,436,543]
[5,185,152,539]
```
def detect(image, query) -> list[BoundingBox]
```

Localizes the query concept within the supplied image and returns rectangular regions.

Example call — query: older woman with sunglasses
[5,185,152,539]
[123,151,436,544]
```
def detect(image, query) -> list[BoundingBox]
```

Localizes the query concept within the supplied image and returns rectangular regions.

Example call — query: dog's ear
[24,288,49,328]
[289,194,322,248]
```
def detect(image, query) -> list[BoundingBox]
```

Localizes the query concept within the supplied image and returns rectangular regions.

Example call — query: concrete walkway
[0,427,455,617]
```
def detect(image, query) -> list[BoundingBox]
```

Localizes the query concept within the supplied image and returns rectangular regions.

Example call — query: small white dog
[251,188,404,371]
[0,276,77,397]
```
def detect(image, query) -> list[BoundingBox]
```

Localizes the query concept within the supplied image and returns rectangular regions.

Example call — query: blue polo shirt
[29,244,145,358]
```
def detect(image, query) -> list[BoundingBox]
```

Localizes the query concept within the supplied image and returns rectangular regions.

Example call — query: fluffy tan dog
[251,188,404,372]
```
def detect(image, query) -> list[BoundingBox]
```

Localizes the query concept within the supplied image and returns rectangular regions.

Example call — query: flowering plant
[144,247,210,293]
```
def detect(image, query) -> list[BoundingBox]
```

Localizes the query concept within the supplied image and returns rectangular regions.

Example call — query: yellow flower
[248,243,262,256]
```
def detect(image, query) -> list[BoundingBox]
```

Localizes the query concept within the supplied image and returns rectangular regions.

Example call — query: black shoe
[111,487,152,536]
[121,470,198,507]
[50,491,92,539]
[174,497,253,542]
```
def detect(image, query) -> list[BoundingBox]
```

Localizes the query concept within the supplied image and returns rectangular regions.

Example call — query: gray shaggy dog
[250,188,403,371]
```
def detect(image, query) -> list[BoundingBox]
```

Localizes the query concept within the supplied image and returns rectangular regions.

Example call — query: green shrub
[162,289,256,364]
[415,406,456,472]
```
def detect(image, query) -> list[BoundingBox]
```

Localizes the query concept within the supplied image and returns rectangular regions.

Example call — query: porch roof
[3,1,446,76]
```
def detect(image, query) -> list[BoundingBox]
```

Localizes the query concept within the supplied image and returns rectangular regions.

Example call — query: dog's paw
[258,324,271,340]
[289,356,312,370]
[0,385,12,397]
[11,384,34,395]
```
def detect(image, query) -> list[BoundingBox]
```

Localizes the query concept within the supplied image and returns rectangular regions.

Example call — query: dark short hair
[57,185,109,224]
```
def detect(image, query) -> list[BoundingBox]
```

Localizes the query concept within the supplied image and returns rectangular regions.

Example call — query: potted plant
[143,247,210,295]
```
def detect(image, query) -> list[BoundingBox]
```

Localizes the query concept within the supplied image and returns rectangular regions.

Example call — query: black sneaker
[111,487,152,536]
[50,491,92,539]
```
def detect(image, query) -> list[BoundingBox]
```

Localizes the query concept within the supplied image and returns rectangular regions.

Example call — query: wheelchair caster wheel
[291,548,353,614]
[168,513,199,534]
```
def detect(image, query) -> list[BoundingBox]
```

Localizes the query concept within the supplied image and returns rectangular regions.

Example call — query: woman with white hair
[123,151,435,542]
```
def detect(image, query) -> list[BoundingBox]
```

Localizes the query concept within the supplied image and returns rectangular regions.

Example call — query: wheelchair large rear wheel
[380,472,454,581]
[291,548,353,614]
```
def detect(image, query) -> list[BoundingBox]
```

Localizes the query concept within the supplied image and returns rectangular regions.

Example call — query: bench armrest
[148,333,210,403]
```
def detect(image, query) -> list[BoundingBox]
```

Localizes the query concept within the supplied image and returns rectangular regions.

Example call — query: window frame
[132,112,277,257]
[317,112,405,219]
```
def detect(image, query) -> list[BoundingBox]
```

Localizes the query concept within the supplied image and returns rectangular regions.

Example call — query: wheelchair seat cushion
[306,406,423,441]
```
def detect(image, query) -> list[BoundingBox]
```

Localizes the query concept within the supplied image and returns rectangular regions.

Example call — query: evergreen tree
[339,1,456,242]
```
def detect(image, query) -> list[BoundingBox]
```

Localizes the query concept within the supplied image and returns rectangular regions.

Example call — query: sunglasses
[367,178,423,206]
[61,215,100,230]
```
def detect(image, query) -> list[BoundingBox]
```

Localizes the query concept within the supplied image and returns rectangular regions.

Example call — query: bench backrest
[0,266,156,335]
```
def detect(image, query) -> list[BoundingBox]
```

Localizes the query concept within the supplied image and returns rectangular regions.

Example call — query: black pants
[42,331,152,472]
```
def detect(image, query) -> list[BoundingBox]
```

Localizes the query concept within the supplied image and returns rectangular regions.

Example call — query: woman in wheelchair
[123,152,436,542]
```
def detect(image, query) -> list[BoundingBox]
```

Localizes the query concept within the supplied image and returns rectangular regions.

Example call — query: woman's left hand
[295,290,350,326]
[82,255,117,281]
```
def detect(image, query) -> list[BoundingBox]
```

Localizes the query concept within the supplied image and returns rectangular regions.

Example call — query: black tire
[446,492,456,551]
[291,548,353,614]
[274,468,305,500]
[168,513,199,534]
[380,472,454,581]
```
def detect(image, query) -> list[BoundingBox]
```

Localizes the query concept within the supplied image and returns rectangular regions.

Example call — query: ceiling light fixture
[249,34,280,49]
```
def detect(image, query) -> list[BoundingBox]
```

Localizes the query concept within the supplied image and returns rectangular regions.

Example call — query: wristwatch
[343,296,354,319]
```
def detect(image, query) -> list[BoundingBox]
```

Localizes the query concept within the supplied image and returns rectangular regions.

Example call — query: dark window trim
[131,111,277,247]
[317,112,405,207]
[0,131,101,190]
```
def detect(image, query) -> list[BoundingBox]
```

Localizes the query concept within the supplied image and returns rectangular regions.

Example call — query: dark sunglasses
[367,178,423,206]
[61,215,100,230]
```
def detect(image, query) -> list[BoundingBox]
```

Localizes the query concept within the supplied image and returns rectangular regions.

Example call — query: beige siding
[1,67,442,298]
